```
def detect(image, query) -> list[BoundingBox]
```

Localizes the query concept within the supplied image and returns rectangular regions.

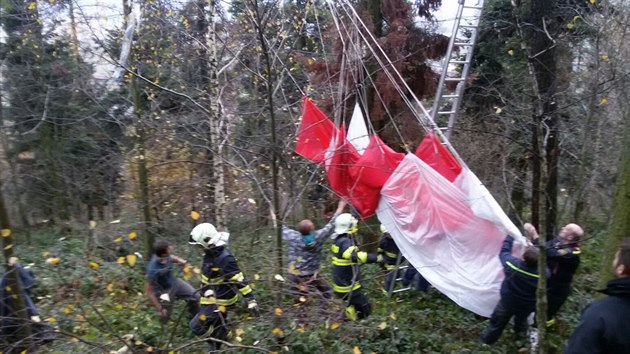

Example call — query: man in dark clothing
[565,238,630,354]
[481,236,548,344]
[526,222,583,324]
[330,213,381,320]
[0,258,55,343]
[188,223,259,352]
[282,200,345,318]
[379,225,429,293]
[145,240,199,322]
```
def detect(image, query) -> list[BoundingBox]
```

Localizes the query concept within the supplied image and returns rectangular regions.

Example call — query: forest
[1,0,629,353]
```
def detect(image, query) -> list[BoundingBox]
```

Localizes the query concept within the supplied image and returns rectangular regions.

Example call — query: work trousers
[189,305,229,351]
[547,283,571,319]
[289,273,333,320]
[335,288,371,320]
[481,299,532,344]
[158,278,200,320]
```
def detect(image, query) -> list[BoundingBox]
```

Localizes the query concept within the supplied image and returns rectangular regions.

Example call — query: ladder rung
[392,287,411,294]
[438,111,456,115]
[444,77,466,82]
[454,42,473,46]
[459,24,479,28]
[448,60,469,64]
[463,5,484,10]
[442,95,458,98]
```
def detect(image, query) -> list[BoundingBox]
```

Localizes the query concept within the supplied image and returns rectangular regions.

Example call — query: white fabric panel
[347,102,370,155]
[377,154,507,317]
[454,169,524,242]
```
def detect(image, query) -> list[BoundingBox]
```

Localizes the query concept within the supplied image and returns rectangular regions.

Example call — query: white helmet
[380,224,388,234]
[189,223,224,248]
[334,213,358,234]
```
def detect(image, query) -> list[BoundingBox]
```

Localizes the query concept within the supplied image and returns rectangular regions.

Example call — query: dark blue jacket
[331,234,377,293]
[565,276,630,354]
[499,236,547,310]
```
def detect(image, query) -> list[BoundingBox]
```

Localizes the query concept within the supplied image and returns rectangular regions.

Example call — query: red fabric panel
[414,132,462,182]
[349,135,405,189]
[326,125,360,199]
[295,97,338,162]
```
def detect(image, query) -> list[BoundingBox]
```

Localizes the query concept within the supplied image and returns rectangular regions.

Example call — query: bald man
[282,200,346,319]
[525,222,584,324]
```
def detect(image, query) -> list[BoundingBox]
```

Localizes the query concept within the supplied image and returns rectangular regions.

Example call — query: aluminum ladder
[430,0,486,140]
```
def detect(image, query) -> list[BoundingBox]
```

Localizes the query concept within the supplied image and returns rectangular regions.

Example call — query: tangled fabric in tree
[324,125,361,199]
[414,132,462,182]
[377,153,515,317]
[345,135,405,218]
[295,97,338,162]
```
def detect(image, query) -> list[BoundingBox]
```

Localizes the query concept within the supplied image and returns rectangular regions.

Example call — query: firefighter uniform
[189,245,257,350]
[331,232,378,320]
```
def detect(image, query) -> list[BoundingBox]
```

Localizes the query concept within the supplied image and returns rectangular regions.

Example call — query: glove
[247,299,260,317]
[376,254,385,266]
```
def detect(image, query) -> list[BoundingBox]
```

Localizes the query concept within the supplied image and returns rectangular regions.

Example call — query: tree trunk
[600,76,630,286]
[197,0,226,228]
[515,0,562,350]
[132,77,153,255]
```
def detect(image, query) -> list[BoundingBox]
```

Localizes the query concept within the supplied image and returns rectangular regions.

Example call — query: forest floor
[3,222,608,353]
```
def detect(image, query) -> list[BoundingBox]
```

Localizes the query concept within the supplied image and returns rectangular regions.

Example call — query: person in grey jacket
[282,200,346,319]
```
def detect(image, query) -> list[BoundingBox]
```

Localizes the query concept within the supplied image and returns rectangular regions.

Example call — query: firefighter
[378,225,430,293]
[330,213,380,320]
[188,223,259,352]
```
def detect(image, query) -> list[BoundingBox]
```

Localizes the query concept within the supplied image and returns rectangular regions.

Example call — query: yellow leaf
[378,321,388,330]
[590,0,596,3]
[117,257,126,264]
[89,220,97,229]
[128,231,137,240]
[352,346,361,354]
[389,312,397,320]
[115,304,123,310]
[146,347,154,352]
[235,328,244,336]
[331,322,340,330]
[191,211,200,220]
[75,314,85,321]
[274,274,285,282]
[107,283,114,292]
[199,314,207,321]
[1,229,11,237]
[4,244,13,250]
[254,274,260,280]
[71,337,79,342]
[600,53,609,62]
[45,316,56,323]
[298,296,307,303]
[272,327,284,337]
[20,349,27,354]
[507,49,514,56]
[46,257,60,265]
[274,307,283,316]
[42,251,50,258]
[27,2,36,11]
[89,262,100,269]
[296,326,305,333]
[600,98,609,105]
[126,254,137,267]
[62,306,72,314]
[114,236,123,243]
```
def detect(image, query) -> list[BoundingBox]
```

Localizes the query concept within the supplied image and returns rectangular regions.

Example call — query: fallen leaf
[1,229,11,237]
[352,346,361,354]
[378,322,388,330]
[274,307,283,316]
[107,283,114,292]
[191,211,200,220]
[128,231,137,240]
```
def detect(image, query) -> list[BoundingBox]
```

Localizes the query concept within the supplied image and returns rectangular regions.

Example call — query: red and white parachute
[295,96,524,317]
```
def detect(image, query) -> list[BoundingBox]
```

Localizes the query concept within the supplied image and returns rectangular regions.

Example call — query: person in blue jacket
[565,238,630,354]
[481,235,548,344]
